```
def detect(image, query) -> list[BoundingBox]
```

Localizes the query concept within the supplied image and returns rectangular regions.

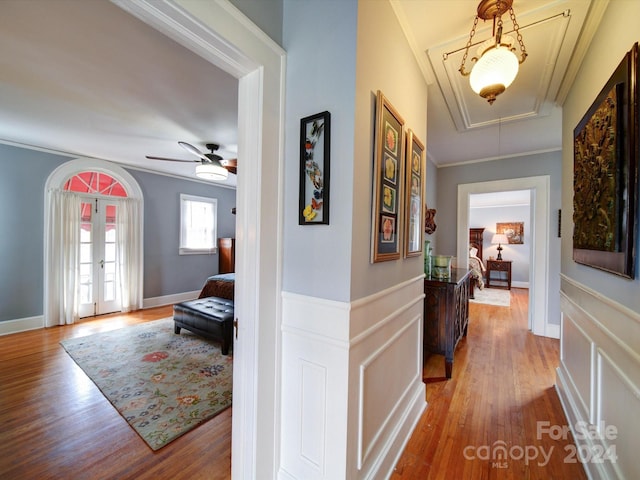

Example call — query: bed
[468,244,485,296]
[198,273,235,301]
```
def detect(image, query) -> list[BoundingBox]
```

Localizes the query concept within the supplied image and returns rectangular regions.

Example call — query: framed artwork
[573,42,638,278]
[299,111,331,225]
[371,91,405,262]
[496,222,524,244]
[404,129,425,257]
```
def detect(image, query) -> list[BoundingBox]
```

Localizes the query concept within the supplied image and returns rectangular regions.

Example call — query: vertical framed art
[572,42,638,278]
[371,91,405,263]
[299,111,331,225]
[404,129,425,257]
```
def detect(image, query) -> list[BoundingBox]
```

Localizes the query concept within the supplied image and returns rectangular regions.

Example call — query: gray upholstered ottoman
[173,297,234,355]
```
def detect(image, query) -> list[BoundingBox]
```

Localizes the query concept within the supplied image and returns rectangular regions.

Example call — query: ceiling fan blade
[145,155,199,163]
[178,141,209,161]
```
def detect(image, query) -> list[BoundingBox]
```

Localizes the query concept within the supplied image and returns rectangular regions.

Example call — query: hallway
[392,288,587,479]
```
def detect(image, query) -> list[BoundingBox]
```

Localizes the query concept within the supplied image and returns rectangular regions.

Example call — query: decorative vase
[423,240,432,276]
[432,255,452,279]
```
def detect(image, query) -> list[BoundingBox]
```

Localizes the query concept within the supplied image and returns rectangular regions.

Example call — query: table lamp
[491,233,509,261]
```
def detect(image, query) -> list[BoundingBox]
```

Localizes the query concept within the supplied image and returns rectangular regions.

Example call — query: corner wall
[558,2,640,478]
[279,0,428,478]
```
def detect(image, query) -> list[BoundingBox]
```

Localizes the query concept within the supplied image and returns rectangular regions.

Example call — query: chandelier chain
[459,15,479,77]
[509,7,528,63]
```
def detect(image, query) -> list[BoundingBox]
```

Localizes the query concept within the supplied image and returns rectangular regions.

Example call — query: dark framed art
[371,91,405,263]
[573,42,638,278]
[299,111,331,225]
[404,129,425,257]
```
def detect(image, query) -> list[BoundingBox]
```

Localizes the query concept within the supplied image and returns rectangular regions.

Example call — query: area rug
[60,318,232,450]
[470,287,511,307]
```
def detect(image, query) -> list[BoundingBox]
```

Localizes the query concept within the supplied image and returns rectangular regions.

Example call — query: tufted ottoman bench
[173,297,234,355]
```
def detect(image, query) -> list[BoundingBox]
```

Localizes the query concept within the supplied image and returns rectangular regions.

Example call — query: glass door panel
[77,199,121,317]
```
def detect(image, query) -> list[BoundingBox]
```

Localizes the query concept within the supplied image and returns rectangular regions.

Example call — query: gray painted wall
[282,0,358,302]
[0,144,236,323]
[434,151,561,257]
[0,145,68,321]
[126,169,236,298]
[561,0,640,312]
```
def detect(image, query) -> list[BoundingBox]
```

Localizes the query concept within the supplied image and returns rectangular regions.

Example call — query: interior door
[78,198,121,317]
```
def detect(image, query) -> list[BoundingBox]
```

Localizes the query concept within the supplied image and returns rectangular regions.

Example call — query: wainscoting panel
[560,312,594,421]
[280,293,350,480]
[279,276,426,480]
[557,275,640,480]
[357,313,422,469]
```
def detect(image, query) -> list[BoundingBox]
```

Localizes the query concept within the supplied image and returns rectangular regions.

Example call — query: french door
[78,198,121,317]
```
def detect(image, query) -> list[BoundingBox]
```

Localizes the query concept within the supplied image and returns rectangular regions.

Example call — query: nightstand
[486,260,512,290]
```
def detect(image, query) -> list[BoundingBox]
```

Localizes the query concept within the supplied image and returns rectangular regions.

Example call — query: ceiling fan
[146,142,237,179]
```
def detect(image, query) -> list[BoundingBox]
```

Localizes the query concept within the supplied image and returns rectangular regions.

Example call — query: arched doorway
[44,159,144,326]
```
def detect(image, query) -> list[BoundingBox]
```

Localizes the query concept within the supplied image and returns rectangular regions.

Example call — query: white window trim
[179,193,218,255]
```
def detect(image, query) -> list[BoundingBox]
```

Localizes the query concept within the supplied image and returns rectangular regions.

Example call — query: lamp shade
[195,163,228,180]
[491,233,509,245]
[469,40,519,101]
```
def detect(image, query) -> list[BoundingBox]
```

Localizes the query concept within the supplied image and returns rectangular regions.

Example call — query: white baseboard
[0,315,44,336]
[142,290,200,308]
[0,291,200,336]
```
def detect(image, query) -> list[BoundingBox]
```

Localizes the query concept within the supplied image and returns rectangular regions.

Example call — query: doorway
[78,198,120,317]
[44,159,144,326]
[457,176,551,337]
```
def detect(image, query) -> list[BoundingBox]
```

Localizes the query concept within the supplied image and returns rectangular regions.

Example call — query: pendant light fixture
[459,0,527,105]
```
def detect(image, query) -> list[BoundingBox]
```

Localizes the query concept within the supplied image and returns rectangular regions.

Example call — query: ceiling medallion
[459,0,528,105]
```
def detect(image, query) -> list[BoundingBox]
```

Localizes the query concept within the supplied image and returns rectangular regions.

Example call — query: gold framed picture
[371,90,405,263]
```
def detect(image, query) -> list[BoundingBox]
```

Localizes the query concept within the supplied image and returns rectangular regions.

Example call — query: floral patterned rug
[60,318,232,450]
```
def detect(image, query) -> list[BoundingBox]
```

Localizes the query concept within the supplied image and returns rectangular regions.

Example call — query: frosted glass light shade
[469,43,519,102]
[195,163,228,180]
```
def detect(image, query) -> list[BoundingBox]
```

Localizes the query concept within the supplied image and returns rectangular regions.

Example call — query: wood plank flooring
[0,306,231,480]
[391,288,587,480]
[0,289,586,479]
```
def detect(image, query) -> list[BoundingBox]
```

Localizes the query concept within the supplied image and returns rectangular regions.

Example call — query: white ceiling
[470,189,531,208]
[0,0,605,184]
[391,0,605,166]
[0,0,239,186]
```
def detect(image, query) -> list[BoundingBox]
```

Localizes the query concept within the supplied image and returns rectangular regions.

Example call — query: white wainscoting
[557,275,640,480]
[279,276,427,480]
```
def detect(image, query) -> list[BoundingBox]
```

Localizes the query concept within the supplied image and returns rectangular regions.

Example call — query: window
[180,194,218,255]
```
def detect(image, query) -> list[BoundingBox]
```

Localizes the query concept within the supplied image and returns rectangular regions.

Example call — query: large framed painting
[404,129,425,257]
[573,42,638,278]
[371,90,405,263]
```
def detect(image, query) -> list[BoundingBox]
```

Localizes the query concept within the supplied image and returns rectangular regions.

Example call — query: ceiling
[0,0,605,185]
[0,0,239,186]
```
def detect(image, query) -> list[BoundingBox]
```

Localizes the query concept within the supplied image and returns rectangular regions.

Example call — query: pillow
[469,246,478,257]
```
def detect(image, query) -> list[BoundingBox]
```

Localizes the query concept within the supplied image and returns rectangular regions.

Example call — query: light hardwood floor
[0,306,231,480]
[0,290,586,479]
[392,288,587,479]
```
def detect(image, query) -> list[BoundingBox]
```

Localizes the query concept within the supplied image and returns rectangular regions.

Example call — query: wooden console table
[423,268,471,379]
[486,259,512,290]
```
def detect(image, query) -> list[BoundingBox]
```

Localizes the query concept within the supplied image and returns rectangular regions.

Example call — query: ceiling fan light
[195,163,228,180]
[469,44,519,103]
